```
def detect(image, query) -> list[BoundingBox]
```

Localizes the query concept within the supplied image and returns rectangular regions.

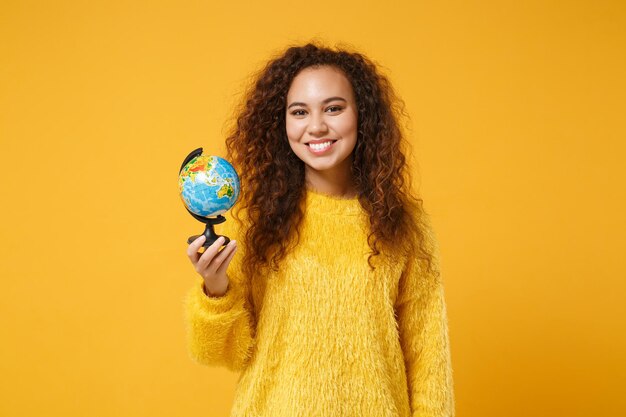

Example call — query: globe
[178,148,240,248]
[178,154,240,218]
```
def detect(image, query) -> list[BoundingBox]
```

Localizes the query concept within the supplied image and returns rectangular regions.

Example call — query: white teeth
[310,141,333,151]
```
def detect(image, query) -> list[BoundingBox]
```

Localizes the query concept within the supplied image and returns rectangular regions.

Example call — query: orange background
[1,1,625,416]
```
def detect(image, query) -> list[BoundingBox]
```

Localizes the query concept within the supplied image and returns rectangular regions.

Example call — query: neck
[305,159,357,198]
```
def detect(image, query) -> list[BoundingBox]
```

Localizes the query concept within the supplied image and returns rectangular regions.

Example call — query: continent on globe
[217,183,235,199]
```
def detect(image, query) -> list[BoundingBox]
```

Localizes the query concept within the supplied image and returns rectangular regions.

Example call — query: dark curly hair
[224,41,439,284]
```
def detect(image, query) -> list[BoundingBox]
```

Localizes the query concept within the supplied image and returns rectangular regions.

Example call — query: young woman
[183,42,455,417]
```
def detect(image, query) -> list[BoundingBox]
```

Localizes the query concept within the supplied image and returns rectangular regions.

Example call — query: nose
[307,111,328,136]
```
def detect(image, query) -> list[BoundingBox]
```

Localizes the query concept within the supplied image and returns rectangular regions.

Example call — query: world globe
[178,148,240,247]
[178,153,240,218]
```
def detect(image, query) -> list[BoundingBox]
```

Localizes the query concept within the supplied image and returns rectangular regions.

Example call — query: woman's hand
[187,235,238,297]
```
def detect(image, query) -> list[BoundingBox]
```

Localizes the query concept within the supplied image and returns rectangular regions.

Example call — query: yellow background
[1,1,624,416]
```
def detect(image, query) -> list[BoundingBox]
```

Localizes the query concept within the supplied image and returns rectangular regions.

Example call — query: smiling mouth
[306,140,337,153]
[306,140,337,148]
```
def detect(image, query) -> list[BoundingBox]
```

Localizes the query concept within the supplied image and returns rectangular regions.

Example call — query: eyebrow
[287,96,347,109]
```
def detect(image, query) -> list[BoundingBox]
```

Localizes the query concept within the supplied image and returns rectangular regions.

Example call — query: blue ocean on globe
[178,155,240,218]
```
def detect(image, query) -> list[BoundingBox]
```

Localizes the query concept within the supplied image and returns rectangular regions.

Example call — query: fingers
[186,235,207,264]
[195,236,227,271]
[215,243,237,275]
[211,240,237,273]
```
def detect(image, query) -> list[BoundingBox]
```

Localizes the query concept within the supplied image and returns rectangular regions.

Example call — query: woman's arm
[183,273,256,372]
[395,220,456,417]
[182,216,256,373]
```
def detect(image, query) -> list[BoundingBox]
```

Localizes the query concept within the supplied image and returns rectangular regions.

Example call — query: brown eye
[326,106,343,112]
[291,109,306,116]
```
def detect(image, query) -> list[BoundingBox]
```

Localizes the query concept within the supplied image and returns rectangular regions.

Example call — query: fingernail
[198,235,206,241]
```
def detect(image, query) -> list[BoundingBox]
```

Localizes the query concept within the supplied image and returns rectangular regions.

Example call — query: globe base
[187,215,231,249]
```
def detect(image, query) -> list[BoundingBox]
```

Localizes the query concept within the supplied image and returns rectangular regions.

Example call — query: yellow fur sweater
[183,188,455,417]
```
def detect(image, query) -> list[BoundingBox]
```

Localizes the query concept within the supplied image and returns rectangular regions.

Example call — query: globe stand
[187,214,231,249]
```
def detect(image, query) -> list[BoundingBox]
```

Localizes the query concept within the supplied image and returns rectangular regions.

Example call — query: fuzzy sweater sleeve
[395,219,456,417]
[182,216,256,373]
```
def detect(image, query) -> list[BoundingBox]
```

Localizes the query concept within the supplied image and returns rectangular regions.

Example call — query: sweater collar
[304,187,363,216]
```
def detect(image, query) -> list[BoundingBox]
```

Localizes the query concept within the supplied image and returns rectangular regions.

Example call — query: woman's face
[285,65,358,176]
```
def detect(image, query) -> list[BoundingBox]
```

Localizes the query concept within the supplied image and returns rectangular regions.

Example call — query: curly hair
[224,41,439,284]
